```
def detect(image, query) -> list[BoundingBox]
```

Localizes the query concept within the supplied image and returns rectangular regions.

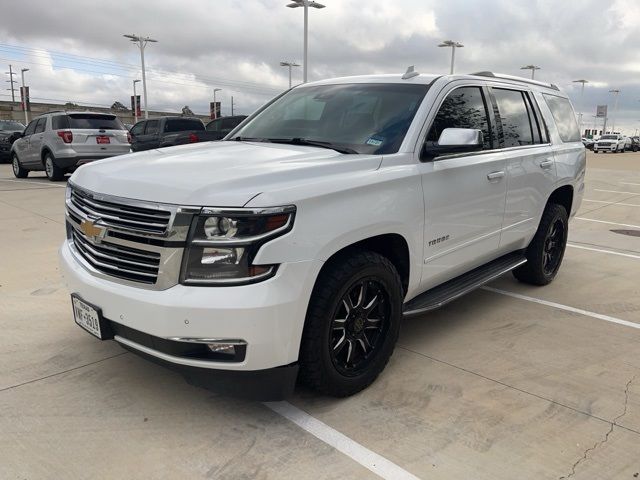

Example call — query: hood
[70,141,382,206]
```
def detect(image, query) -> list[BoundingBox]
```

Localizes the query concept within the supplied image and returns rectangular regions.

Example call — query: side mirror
[422,128,483,160]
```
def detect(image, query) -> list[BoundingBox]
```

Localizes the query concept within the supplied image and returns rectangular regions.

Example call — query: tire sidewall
[534,205,569,282]
[44,154,54,179]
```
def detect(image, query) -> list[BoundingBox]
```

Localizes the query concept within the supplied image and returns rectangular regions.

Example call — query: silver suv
[11,111,131,181]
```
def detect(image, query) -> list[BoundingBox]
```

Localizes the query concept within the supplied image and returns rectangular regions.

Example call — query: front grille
[72,229,160,284]
[70,187,171,234]
[598,142,612,146]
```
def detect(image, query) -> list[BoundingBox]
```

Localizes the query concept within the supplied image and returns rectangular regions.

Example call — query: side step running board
[403,251,527,316]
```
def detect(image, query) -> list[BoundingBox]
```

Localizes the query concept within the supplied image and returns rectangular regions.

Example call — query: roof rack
[470,71,560,91]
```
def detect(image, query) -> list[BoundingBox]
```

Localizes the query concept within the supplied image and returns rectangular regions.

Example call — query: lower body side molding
[403,251,527,316]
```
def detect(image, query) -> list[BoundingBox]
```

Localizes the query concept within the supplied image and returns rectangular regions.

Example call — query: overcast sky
[2,0,640,133]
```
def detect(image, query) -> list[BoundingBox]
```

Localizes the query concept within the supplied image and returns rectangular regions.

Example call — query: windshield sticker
[366,136,384,146]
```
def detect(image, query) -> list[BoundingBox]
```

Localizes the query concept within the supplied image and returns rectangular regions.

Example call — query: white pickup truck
[593,134,626,153]
[60,70,585,400]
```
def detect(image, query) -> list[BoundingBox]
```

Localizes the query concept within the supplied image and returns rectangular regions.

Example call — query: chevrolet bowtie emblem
[79,219,106,242]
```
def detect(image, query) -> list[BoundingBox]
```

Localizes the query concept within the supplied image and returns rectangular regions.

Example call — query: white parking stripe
[583,199,640,207]
[482,287,640,331]
[620,182,640,186]
[567,243,640,259]
[0,178,66,187]
[574,217,640,229]
[594,188,640,195]
[265,401,421,480]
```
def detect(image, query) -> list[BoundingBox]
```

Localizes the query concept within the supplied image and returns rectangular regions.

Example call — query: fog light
[206,343,236,354]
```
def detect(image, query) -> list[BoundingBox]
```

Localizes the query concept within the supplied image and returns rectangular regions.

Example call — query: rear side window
[145,120,159,135]
[221,117,242,130]
[68,114,125,131]
[165,118,205,132]
[427,86,492,149]
[543,94,580,142]
[492,88,534,148]
[206,119,221,131]
[52,115,70,130]
[34,117,46,133]
[130,122,145,136]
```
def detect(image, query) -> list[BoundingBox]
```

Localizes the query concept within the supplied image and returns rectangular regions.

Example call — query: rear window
[164,118,204,132]
[543,95,580,142]
[63,114,125,131]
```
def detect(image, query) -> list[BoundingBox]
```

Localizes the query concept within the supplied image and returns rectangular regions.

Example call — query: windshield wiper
[230,136,272,142]
[267,138,358,154]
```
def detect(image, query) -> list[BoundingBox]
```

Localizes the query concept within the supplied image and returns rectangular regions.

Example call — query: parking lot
[1,151,639,480]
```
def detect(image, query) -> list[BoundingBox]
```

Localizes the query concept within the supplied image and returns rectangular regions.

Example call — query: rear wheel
[299,250,403,397]
[12,154,28,178]
[513,203,568,286]
[44,153,65,181]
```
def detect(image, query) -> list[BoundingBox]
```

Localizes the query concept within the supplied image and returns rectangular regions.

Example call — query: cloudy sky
[2,0,640,133]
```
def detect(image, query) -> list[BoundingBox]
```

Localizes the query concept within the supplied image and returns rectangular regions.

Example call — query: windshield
[232,83,429,154]
[0,120,25,132]
[600,135,618,140]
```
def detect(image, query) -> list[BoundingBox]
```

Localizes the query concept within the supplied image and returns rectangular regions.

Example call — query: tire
[299,250,403,397]
[44,152,65,181]
[513,203,569,286]
[12,154,28,178]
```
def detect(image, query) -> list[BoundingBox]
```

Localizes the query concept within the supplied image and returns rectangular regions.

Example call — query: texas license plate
[71,295,107,339]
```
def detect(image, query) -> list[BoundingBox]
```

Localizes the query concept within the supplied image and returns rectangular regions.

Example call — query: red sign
[130,95,141,117]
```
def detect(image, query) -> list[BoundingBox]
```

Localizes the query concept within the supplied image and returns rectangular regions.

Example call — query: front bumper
[59,241,322,398]
[593,145,617,152]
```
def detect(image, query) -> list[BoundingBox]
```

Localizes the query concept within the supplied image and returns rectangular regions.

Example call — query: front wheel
[299,250,403,397]
[44,153,65,181]
[12,154,28,178]
[513,203,568,286]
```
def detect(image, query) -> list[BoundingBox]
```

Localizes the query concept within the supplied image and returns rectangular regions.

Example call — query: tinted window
[68,114,125,131]
[221,117,242,130]
[206,119,222,131]
[34,118,47,134]
[23,120,37,136]
[543,94,580,142]
[165,118,204,132]
[493,88,533,147]
[52,115,70,130]
[235,83,429,155]
[427,86,491,149]
[130,122,145,136]
[0,120,25,132]
[145,120,159,135]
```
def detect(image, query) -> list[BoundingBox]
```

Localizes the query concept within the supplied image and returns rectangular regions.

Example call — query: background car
[581,137,595,150]
[593,134,626,153]
[0,120,26,163]
[11,111,130,181]
[129,116,205,151]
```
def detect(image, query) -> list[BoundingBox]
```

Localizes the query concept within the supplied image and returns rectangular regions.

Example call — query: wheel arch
[548,184,574,216]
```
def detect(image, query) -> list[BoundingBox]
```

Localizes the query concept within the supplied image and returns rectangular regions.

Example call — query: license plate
[71,295,107,339]
[96,136,110,144]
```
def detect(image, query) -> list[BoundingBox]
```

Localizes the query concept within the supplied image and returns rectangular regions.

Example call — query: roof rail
[469,71,560,91]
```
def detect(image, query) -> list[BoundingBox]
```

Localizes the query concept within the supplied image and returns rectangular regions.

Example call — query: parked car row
[7,112,247,180]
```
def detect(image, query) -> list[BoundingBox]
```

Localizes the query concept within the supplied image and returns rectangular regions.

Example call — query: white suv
[593,133,626,153]
[59,71,585,399]
[11,111,131,181]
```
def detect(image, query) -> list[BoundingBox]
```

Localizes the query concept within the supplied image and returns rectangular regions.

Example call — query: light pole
[520,65,541,79]
[213,88,221,119]
[123,34,157,119]
[438,40,464,74]
[286,0,326,83]
[573,79,588,135]
[280,61,301,88]
[609,89,620,133]
[132,79,141,123]
[20,68,29,124]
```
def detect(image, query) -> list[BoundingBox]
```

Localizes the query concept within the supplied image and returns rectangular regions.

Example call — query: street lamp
[280,61,301,88]
[123,34,158,119]
[20,68,29,124]
[608,89,620,133]
[213,88,221,119]
[573,79,588,135]
[132,79,141,123]
[520,65,541,79]
[438,40,464,74]
[286,0,326,83]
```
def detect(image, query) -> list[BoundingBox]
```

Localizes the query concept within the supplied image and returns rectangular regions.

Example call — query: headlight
[180,206,295,285]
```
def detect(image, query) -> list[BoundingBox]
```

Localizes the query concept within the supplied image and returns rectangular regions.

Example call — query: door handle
[487,171,505,181]
[539,159,554,169]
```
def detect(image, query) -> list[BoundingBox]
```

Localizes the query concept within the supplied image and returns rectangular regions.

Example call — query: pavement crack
[559,375,636,479]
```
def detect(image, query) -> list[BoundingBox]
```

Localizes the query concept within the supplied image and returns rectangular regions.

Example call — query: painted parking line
[0,178,66,187]
[583,199,640,207]
[620,182,640,186]
[594,188,640,195]
[567,243,640,260]
[482,286,640,331]
[265,401,421,480]
[574,217,640,229]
